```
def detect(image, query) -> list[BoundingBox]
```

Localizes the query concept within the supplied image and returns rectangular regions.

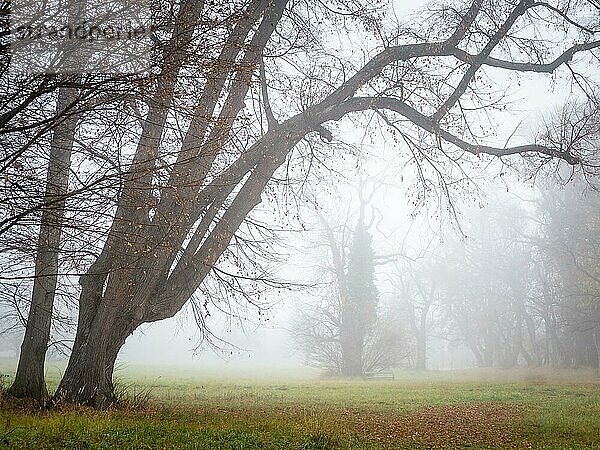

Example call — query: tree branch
[432,0,535,122]
[451,40,600,73]
[532,2,600,34]
[259,56,278,130]
[329,96,580,164]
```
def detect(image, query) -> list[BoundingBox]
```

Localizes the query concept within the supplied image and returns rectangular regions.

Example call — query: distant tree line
[393,179,600,370]
[295,178,600,374]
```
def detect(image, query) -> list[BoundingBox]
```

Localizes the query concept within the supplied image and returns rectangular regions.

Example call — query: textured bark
[8,86,79,402]
[53,298,132,408]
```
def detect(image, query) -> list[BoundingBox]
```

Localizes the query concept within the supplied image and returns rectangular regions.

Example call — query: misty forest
[1,0,600,448]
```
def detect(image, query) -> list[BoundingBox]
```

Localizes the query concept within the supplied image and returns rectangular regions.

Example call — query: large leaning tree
[10,0,597,407]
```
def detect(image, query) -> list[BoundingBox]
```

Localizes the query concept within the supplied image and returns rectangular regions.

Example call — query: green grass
[1,362,599,449]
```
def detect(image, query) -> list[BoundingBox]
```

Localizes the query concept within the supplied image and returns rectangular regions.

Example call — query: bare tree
[441,202,538,368]
[392,256,442,371]
[54,0,598,406]
[293,189,407,376]
[534,178,600,368]
[7,85,80,401]
[1,0,596,407]
[403,179,600,371]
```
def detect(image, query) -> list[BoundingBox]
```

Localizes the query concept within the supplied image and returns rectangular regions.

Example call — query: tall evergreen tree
[340,214,378,377]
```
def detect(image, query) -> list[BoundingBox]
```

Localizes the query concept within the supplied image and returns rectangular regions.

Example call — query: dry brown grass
[350,403,529,448]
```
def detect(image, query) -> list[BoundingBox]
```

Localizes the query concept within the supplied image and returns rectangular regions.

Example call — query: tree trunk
[340,297,364,377]
[594,327,600,372]
[524,311,539,365]
[415,329,427,370]
[514,311,533,367]
[542,313,551,366]
[8,86,78,402]
[464,334,484,367]
[341,332,363,377]
[483,330,496,367]
[52,295,135,408]
[414,301,430,370]
[546,312,570,367]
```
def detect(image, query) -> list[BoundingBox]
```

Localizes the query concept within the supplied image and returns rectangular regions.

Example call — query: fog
[114,47,574,370]
[1,0,599,395]
[115,73,595,374]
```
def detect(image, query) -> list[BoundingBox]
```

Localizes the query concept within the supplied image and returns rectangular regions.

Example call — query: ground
[1,361,599,449]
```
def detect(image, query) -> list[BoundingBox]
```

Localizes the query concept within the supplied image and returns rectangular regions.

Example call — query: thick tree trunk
[53,296,134,408]
[52,336,122,408]
[340,295,364,377]
[8,86,78,402]
[341,332,363,377]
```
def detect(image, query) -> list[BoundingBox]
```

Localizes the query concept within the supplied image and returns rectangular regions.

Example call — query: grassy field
[1,361,599,449]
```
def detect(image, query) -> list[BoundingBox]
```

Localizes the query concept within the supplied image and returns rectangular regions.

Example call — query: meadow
[1,361,599,449]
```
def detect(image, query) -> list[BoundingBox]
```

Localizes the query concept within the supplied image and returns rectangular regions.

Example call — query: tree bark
[8,86,78,402]
[52,291,135,408]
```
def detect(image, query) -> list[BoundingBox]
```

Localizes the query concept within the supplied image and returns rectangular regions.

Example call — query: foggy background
[1,0,597,379]
[116,68,573,374]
